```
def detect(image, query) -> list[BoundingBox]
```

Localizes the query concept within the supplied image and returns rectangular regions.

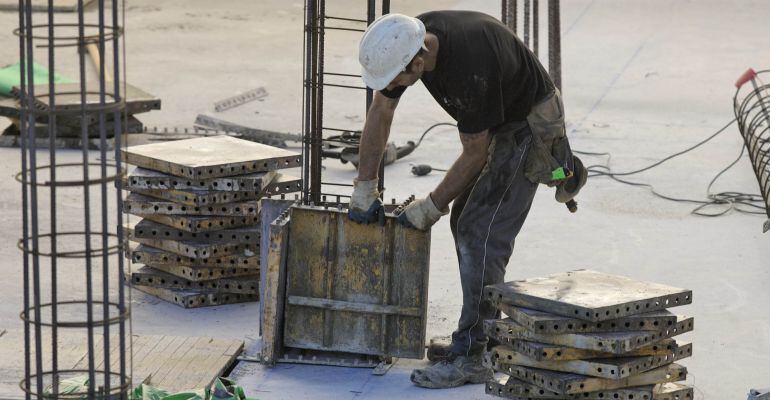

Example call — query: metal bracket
[372,357,397,376]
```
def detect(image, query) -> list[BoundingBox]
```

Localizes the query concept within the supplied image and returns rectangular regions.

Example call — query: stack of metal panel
[121,135,302,308]
[483,269,695,400]
[0,83,161,149]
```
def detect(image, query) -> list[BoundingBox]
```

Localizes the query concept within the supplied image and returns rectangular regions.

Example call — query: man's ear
[410,56,425,73]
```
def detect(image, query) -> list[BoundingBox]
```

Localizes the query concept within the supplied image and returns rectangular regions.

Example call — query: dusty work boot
[411,352,493,389]
[555,155,587,203]
[426,336,452,362]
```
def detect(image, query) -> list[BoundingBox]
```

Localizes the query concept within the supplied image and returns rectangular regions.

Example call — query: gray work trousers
[448,121,538,356]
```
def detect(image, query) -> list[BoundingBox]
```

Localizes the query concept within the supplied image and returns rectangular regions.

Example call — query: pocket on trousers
[526,89,565,142]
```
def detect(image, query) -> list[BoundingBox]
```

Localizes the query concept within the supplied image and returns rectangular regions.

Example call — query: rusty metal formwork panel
[138,214,261,233]
[496,362,687,395]
[14,82,161,115]
[498,303,679,334]
[133,284,258,308]
[124,193,262,216]
[130,265,259,294]
[126,225,259,259]
[132,219,260,243]
[281,204,430,359]
[121,135,302,179]
[124,174,302,206]
[484,317,693,354]
[129,243,260,269]
[486,270,692,322]
[493,336,681,362]
[259,200,293,365]
[488,343,692,380]
[126,167,277,192]
[486,377,692,400]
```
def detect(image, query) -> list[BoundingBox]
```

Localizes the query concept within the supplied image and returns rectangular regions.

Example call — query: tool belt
[523,88,573,186]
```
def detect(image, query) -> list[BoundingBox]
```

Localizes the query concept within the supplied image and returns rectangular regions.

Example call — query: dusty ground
[0,0,769,399]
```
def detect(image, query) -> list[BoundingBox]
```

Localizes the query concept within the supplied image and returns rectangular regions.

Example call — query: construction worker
[349,11,586,389]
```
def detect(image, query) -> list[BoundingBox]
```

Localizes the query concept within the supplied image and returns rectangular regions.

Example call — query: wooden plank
[121,135,301,179]
[0,332,242,398]
[486,270,692,322]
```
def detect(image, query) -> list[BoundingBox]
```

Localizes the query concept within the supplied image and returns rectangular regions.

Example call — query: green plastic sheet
[44,376,256,400]
[130,377,257,400]
[0,62,73,97]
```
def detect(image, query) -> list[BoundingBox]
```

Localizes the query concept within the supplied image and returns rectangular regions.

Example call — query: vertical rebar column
[312,0,325,204]
[523,0,530,48]
[308,0,321,204]
[548,0,562,90]
[302,0,313,204]
[17,0,130,397]
[533,0,539,57]
[376,0,388,195]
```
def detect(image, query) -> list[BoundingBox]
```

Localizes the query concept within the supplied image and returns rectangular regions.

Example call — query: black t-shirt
[381,10,553,133]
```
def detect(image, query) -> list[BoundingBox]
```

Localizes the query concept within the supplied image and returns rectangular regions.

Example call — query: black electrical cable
[415,118,766,217]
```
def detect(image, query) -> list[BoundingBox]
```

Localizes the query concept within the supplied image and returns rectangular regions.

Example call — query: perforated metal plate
[488,343,692,379]
[136,214,261,233]
[124,174,302,207]
[128,244,259,270]
[485,376,655,400]
[499,304,679,334]
[132,219,260,243]
[127,226,259,259]
[491,336,680,361]
[131,265,258,294]
[654,383,694,400]
[496,362,687,395]
[132,284,257,308]
[21,82,161,115]
[126,167,276,192]
[121,135,301,179]
[484,318,694,354]
[124,193,262,216]
[486,270,692,322]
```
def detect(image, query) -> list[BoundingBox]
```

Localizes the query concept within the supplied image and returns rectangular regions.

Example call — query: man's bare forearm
[430,151,488,211]
[358,96,397,181]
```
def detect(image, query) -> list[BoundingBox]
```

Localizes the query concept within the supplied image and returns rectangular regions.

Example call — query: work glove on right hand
[397,194,448,231]
[348,178,383,224]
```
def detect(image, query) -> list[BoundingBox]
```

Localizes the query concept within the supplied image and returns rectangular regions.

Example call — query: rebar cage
[501,0,562,90]
[734,69,770,230]
[16,0,131,398]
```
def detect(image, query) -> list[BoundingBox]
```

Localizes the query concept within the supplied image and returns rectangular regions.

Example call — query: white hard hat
[358,14,427,91]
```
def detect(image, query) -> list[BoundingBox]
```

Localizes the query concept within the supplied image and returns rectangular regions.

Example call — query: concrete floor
[0,0,769,399]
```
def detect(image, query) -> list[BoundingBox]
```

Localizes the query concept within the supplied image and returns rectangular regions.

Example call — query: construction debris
[483,269,694,400]
[214,87,268,112]
[122,135,301,308]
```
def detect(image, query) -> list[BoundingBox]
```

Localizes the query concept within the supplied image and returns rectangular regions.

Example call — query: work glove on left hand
[348,178,383,224]
[397,194,448,231]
